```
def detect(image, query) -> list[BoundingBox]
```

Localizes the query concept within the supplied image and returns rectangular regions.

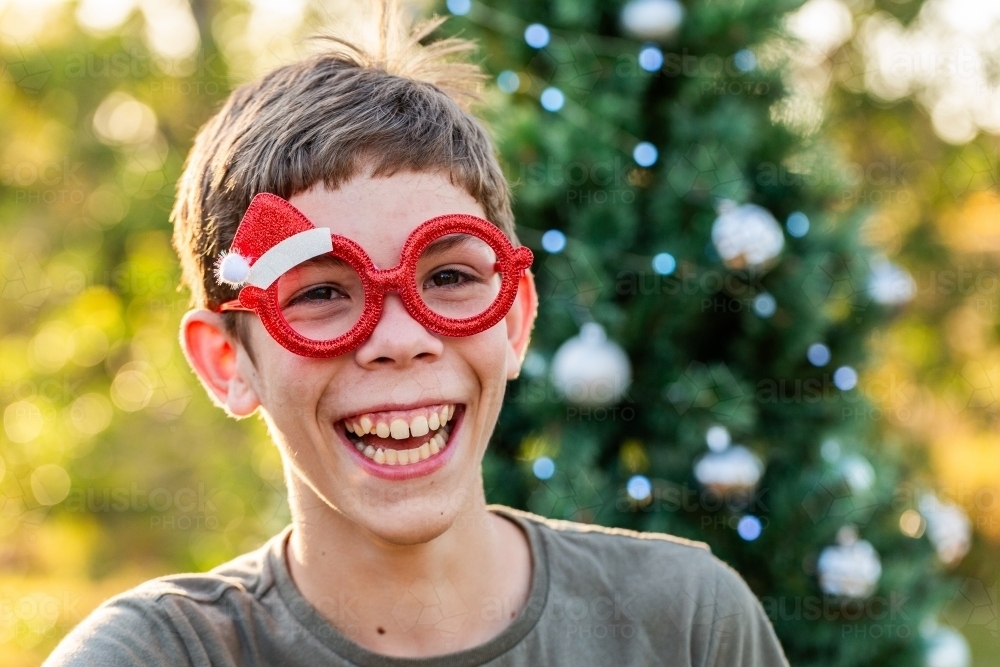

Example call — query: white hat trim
[248,228,334,289]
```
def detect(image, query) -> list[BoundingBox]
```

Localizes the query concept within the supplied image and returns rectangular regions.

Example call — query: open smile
[336,403,464,480]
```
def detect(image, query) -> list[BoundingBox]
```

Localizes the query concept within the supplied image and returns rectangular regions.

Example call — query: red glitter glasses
[211,193,534,358]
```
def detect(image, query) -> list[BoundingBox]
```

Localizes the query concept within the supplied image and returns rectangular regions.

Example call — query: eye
[426,268,480,289]
[431,269,464,287]
[287,284,349,307]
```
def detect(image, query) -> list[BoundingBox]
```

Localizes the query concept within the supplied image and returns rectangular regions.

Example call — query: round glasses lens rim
[274,253,368,343]
[247,216,524,350]
[413,231,502,322]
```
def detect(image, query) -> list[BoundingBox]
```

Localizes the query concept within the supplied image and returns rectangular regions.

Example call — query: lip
[336,404,464,481]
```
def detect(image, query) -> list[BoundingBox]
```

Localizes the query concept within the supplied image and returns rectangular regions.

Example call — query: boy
[46,8,789,667]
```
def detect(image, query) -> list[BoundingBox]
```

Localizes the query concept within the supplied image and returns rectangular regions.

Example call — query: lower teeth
[348,426,451,466]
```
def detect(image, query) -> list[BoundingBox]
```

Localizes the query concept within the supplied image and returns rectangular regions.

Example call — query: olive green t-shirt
[44,505,789,667]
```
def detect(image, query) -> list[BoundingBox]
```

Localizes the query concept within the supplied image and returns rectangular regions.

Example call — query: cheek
[256,355,335,431]
[457,326,511,398]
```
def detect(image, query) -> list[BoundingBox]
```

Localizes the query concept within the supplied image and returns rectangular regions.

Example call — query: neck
[282,472,531,658]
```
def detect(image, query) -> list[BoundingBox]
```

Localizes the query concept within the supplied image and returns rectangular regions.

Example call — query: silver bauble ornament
[620,0,685,41]
[919,493,972,567]
[839,454,875,493]
[923,623,971,667]
[869,257,916,305]
[817,525,882,598]
[694,426,764,494]
[551,323,632,406]
[711,201,785,270]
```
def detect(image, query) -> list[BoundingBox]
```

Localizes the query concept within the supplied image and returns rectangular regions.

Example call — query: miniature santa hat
[213,193,333,290]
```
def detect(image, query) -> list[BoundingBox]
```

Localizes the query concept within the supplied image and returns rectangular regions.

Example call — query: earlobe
[504,269,539,380]
[179,309,261,418]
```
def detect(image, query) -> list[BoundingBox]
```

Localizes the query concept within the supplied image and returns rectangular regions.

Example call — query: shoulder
[493,504,740,602]
[490,505,788,665]
[43,532,283,667]
[491,504,714,574]
[505,503,765,591]
[142,535,275,605]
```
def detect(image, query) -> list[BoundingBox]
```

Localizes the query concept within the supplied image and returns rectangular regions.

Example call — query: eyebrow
[422,234,491,257]
[293,253,353,271]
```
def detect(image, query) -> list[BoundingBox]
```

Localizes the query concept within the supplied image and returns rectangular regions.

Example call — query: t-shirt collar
[266,505,550,667]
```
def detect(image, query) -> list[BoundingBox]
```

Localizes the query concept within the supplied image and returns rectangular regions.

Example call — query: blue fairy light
[540,87,565,111]
[633,141,658,167]
[524,23,550,49]
[541,229,567,253]
[652,252,676,275]
[533,456,555,480]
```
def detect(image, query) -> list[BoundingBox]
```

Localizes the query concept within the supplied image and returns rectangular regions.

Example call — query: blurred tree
[0,4,291,664]
[439,0,968,664]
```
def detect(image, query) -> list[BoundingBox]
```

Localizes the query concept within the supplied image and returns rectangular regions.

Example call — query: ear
[179,309,261,418]
[504,269,539,381]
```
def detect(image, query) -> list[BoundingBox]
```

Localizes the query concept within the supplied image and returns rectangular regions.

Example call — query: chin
[359,504,459,546]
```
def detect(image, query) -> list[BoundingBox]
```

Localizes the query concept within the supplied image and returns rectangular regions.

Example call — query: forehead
[286,171,487,268]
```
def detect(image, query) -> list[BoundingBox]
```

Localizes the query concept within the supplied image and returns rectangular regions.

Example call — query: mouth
[336,403,464,479]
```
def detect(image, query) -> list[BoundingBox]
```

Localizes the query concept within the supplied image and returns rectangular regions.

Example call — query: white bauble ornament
[817,525,882,598]
[869,257,916,305]
[919,494,972,567]
[694,445,763,494]
[839,454,875,493]
[923,624,971,667]
[711,201,785,270]
[620,0,684,41]
[551,323,632,406]
[705,424,731,452]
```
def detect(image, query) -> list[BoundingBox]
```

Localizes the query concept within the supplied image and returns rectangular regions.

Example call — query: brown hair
[170,4,516,356]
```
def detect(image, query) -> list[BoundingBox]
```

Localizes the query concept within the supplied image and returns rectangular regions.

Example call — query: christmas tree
[438,0,968,664]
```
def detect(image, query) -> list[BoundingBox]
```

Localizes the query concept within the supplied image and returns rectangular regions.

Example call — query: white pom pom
[215,251,251,286]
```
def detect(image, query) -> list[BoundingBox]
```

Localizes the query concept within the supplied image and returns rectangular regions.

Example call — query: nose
[353,293,444,367]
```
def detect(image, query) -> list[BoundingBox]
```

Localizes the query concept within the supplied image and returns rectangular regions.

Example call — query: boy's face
[181,171,537,545]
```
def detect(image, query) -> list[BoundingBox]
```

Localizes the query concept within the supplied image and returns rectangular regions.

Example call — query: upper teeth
[345,404,455,440]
